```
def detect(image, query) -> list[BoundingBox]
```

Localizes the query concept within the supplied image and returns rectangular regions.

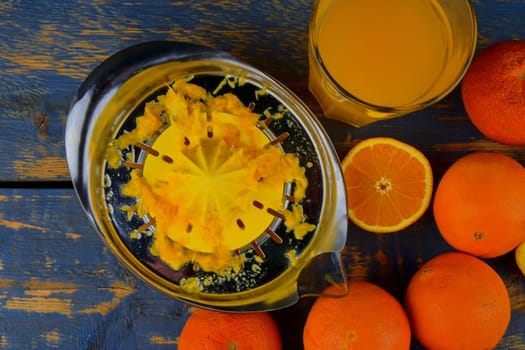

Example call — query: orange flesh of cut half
[341,137,433,233]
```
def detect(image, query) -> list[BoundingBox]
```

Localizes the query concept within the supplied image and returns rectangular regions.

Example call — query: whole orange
[178,308,282,350]
[405,252,511,349]
[433,152,525,258]
[303,281,411,350]
[461,40,525,145]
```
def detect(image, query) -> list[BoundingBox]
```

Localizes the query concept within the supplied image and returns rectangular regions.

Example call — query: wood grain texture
[0,0,524,181]
[0,0,524,349]
[1,189,523,349]
[0,0,313,181]
[0,188,190,349]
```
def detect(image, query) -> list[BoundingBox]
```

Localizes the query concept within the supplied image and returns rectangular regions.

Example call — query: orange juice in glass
[308,0,477,127]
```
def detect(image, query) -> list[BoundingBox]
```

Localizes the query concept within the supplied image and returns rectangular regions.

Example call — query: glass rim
[308,0,478,113]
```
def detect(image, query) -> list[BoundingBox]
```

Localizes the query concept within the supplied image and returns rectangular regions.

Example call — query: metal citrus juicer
[65,41,348,311]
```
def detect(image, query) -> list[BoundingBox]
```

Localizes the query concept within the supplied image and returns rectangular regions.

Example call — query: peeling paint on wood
[77,281,136,316]
[65,232,82,239]
[0,278,78,297]
[149,336,179,345]
[4,296,74,316]
[42,330,61,344]
[12,156,69,179]
[0,335,8,349]
[0,188,191,349]
[0,219,48,232]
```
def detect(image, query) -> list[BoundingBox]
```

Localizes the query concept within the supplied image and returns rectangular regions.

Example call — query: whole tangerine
[178,308,282,350]
[433,152,525,258]
[461,40,525,145]
[405,252,511,349]
[303,281,411,350]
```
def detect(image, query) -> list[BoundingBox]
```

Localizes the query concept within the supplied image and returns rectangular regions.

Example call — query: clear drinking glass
[308,0,478,127]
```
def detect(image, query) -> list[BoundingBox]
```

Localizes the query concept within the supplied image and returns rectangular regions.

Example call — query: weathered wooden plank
[0,188,524,349]
[0,188,190,349]
[0,0,314,182]
[1,0,525,182]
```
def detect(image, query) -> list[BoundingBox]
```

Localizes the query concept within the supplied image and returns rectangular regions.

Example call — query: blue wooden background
[0,1,524,349]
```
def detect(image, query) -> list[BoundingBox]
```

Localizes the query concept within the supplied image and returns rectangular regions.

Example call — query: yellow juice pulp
[316,0,452,107]
[116,81,315,273]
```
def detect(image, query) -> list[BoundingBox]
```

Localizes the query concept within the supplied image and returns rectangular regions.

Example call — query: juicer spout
[297,251,348,298]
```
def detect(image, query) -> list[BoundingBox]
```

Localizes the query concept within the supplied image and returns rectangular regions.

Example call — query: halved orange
[341,137,433,233]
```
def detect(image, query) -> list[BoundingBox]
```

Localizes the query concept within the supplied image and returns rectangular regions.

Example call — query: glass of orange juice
[308,0,477,127]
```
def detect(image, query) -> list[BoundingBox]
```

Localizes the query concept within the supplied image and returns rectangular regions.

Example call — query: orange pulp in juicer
[111,80,315,274]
